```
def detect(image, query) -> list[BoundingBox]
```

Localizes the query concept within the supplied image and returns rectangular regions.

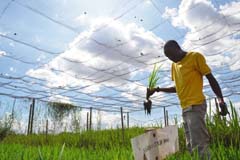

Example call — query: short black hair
[164,40,181,50]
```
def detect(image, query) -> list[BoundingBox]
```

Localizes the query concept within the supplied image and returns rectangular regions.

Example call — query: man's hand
[146,86,176,99]
[146,88,158,99]
[219,101,229,116]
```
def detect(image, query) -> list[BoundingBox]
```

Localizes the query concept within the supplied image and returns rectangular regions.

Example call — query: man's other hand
[219,102,229,116]
[146,88,157,99]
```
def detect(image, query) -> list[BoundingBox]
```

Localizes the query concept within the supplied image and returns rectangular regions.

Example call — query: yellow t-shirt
[171,52,211,109]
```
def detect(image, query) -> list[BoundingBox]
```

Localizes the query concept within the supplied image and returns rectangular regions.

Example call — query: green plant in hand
[148,64,161,90]
[144,64,161,115]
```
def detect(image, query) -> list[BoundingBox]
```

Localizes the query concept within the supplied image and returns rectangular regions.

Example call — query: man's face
[164,47,181,63]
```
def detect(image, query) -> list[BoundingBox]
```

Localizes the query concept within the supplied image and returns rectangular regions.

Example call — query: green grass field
[0,102,239,160]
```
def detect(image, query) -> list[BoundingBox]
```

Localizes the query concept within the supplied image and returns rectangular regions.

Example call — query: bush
[0,113,14,141]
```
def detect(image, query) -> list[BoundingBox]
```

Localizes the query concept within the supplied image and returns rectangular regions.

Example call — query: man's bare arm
[206,73,229,116]
[205,73,224,102]
[147,86,176,99]
[157,86,176,93]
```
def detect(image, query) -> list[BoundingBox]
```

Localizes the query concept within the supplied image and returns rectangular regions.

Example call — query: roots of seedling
[144,99,152,115]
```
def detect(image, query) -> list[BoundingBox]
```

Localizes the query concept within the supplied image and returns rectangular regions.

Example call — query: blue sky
[0,0,240,130]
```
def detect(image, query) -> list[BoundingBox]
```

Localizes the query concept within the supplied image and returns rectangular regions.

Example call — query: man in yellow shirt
[147,40,228,158]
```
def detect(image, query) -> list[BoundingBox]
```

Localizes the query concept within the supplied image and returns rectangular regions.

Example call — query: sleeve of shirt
[195,53,211,76]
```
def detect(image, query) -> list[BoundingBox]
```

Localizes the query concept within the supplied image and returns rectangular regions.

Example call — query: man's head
[164,40,185,63]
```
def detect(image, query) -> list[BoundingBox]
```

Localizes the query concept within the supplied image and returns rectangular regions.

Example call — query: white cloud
[122,87,142,99]
[9,67,16,72]
[0,51,6,57]
[144,0,152,5]
[163,0,240,63]
[97,111,122,128]
[74,14,92,27]
[162,0,240,97]
[49,94,71,104]
[37,54,46,62]
[120,82,146,105]
[220,1,240,20]
[27,18,165,94]
[162,7,178,20]
[79,109,121,129]
[9,107,123,133]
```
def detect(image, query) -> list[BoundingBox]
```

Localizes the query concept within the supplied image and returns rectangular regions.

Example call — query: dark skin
[147,40,228,116]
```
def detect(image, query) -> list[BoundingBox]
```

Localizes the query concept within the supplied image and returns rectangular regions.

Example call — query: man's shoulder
[187,52,206,60]
[188,51,205,57]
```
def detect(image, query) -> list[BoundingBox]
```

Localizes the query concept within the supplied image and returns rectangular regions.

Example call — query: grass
[0,101,239,160]
[0,128,143,160]
[0,143,133,160]
[2,127,144,149]
[167,144,240,160]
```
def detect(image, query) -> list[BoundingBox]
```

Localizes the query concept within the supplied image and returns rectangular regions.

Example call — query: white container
[131,125,179,160]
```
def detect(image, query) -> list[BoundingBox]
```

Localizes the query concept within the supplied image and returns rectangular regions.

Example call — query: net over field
[0,0,240,130]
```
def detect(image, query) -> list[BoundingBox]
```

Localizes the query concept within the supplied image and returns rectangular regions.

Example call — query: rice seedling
[148,64,161,90]
[144,63,161,115]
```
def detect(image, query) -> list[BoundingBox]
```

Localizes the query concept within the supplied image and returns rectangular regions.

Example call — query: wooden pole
[87,112,89,131]
[46,119,48,136]
[120,107,125,143]
[166,110,169,126]
[163,107,166,127]
[127,112,129,128]
[11,98,16,119]
[10,98,16,128]
[30,98,35,134]
[27,103,33,135]
[90,107,92,130]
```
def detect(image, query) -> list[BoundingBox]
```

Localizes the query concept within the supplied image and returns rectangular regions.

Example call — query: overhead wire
[0,0,240,112]
[0,0,15,20]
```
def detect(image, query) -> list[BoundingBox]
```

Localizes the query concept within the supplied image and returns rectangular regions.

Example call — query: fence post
[166,110,169,126]
[120,107,125,144]
[46,119,48,136]
[127,112,129,128]
[90,107,92,130]
[27,102,33,135]
[163,107,166,127]
[29,98,35,134]
[87,112,89,131]
[10,98,16,129]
